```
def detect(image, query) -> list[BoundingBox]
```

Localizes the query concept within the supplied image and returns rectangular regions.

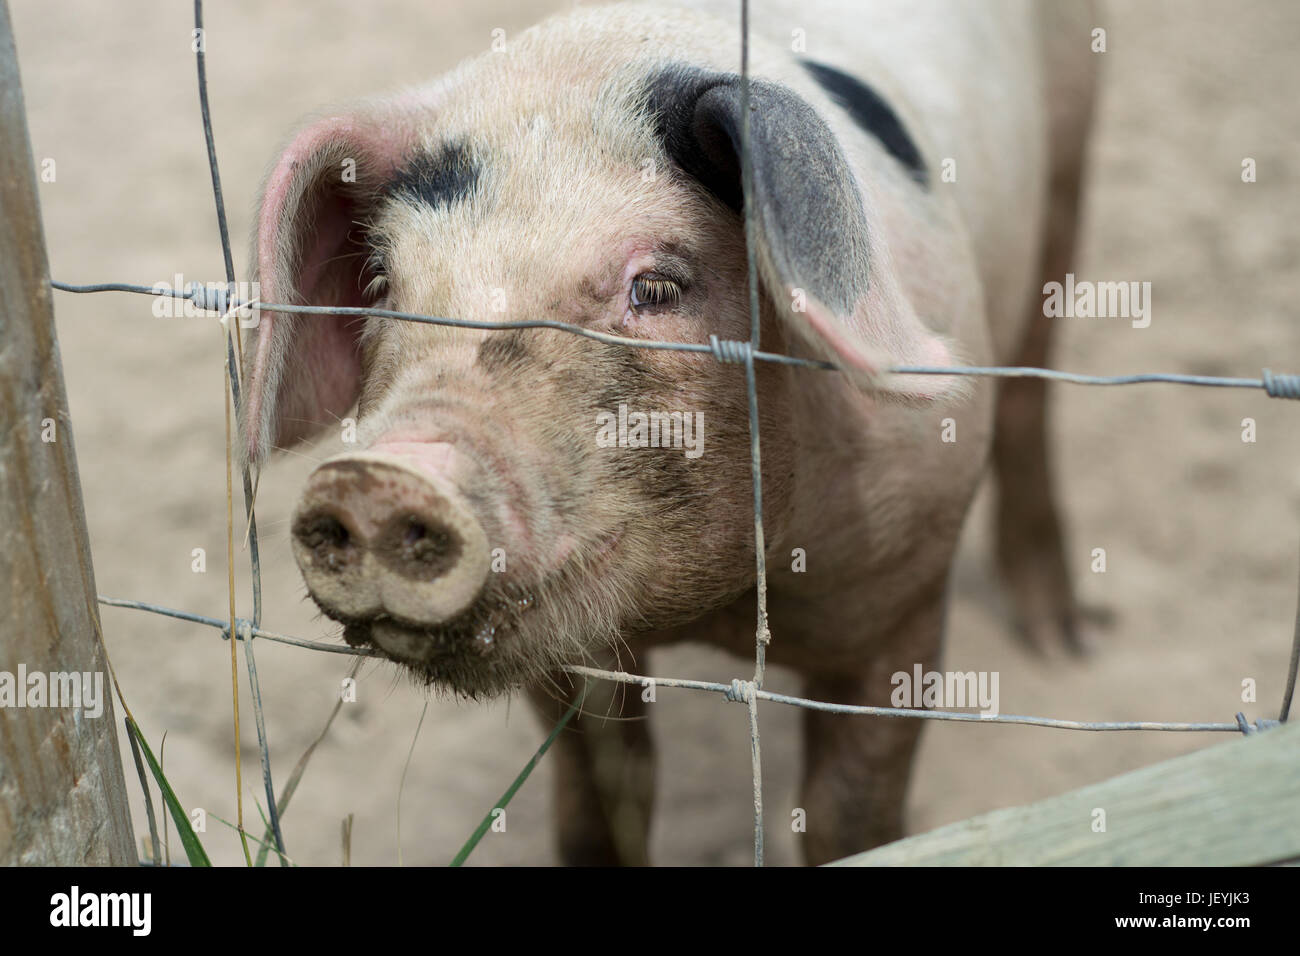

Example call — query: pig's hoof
[1012,602,1113,658]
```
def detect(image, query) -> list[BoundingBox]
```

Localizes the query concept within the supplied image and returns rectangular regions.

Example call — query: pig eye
[362,251,389,301]
[630,273,683,311]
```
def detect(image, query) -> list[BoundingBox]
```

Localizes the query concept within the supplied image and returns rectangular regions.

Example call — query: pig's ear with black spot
[240,111,416,464]
[646,65,963,401]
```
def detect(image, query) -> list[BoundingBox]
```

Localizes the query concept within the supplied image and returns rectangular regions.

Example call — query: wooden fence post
[0,0,136,865]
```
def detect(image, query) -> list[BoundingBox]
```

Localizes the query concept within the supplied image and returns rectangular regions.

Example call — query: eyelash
[630,273,683,311]
[363,250,389,300]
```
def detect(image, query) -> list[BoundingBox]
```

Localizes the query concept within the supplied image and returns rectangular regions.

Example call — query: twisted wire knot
[221,617,254,642]
[1262,368,1300,399]
[186,280,234,314]
[710,335,753,364]
[1235,711,1281,735]
[725,679,756,704]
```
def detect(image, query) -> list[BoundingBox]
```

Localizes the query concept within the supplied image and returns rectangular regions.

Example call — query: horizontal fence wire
[42,0,1300,867]
[96,593,1288,737]
[47,281,1300,396]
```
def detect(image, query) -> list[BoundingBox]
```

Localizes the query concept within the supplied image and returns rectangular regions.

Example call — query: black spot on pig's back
[800,60,928,188]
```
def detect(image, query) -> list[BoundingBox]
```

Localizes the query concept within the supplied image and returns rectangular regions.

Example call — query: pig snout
[289,452,491,631]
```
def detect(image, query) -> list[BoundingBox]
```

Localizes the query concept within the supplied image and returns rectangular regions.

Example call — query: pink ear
[800,291,967,395]
[241,113,415,463]
[798,290,967,403]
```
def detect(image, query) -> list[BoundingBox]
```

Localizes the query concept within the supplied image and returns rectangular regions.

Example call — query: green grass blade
[449,683,587,867]
[125,717,212,867]
[254,800,272,867]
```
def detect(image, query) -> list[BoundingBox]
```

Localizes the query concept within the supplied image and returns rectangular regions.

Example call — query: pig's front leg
[527,653,655,866]
[796,590,946,865]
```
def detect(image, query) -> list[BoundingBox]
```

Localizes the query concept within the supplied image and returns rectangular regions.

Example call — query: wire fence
[40,0,1300,866]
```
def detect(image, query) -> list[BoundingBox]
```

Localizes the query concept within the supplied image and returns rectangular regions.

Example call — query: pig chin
[336,577,542,696]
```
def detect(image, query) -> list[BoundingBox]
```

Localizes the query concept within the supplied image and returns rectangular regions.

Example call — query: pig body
[242,0,1097,864]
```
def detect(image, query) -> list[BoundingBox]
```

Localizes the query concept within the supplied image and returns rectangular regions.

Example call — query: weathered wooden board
[833,721,1299,866]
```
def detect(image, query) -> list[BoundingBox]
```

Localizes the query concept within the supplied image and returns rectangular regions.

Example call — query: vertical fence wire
[738,0,770,866]
[193,0,283,861]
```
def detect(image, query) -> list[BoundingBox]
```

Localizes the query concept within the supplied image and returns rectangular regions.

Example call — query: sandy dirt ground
[8,0,1299,866]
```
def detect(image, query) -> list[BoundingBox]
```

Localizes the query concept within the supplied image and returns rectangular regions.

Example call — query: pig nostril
[379,514,462,580]
[299,514,350,549]
[293,513,354,571]
[402,519,442,551]
[402,517,454,564]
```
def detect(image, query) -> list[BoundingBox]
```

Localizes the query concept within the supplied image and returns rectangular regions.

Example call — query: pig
[240,0,1097,865]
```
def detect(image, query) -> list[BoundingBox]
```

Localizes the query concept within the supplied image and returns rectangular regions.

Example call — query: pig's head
[240,11,962,695]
